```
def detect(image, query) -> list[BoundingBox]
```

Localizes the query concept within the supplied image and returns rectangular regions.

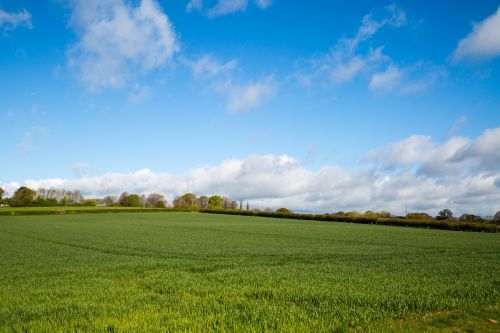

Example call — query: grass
[0,212,499,332]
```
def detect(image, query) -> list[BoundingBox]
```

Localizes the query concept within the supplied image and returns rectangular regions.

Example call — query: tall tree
[102,196,116,206]
[11,187,36,207]
[198,196,209,209]
[145,193,167,208]
[208,195,223,209]
[437,209,453,220]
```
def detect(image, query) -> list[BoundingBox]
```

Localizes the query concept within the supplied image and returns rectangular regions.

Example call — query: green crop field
[0,213,499,332]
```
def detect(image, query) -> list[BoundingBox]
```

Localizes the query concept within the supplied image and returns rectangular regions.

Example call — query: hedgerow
[200,209,499,233]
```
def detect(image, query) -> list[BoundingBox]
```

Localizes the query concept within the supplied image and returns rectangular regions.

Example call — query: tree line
[0,186,499,222]
[0,186,242,211]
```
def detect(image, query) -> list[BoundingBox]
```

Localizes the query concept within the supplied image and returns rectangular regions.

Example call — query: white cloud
[207,0,247,17]
[71,163,91,177]
[451,127,500,170]
[369,64,402,91]
[184,54,238,78]
[0,8,32,31]
[218,76,276,112]
[298,5,405,87]
[16,126,49,154]
[185,54,275,112]
[128,85,153,103]
[369,63,445,94]
[67,0,179,92]
[186,0,203,13]
[4,127,500,216]
[296,5,442,94]
[187,0,271,17]
[452,6,500,62]
[254,0,272,9]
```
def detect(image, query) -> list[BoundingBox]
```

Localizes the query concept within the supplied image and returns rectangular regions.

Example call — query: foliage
[173,193,199,210]
[119,192,144,207]
[208,195,223,209]
[102,196,116,206]
[201,209,499,233]
[145,193,167,208]
[10,187,37,207]
[459,214,484,222]
[494,211,500,222]
[437,208,454,220]
[407,212,433,220]
[198,196,209,209]
[0,212,499,331]
[82,199,98,207]
[275,207,292,214]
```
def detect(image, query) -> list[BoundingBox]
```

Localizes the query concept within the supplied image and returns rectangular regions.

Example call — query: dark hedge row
[200,209,500,233]
[0,208,181,216]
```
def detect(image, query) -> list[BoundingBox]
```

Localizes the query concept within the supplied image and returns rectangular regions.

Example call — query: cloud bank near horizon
[2,127,500,216]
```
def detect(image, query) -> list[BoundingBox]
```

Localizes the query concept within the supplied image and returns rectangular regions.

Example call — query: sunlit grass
[0,212,498,332]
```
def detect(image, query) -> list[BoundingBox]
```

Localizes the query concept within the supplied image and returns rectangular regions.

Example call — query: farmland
[0,212,499,332]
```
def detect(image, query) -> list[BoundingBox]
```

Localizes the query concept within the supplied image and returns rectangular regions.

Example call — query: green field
[0,213,499,332]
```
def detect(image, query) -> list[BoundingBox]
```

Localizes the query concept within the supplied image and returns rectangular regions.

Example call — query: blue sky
[1,0,499,215]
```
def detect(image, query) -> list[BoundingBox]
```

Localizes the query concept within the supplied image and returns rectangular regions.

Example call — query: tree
[0,187,5,205]
[198,196,209,210]
[276,207,291,214]
[436,209,453,220]
[118,192,143,207]
[459,214,484,222]
[11,187,36,207]
[102,196,116,206]
[173,193,199,210]
[407,212,433,220]
[208,195,223,209]
[119,192,130,206]
[221,196,237,209]
[492,211,500,222]
[145,193,167,208]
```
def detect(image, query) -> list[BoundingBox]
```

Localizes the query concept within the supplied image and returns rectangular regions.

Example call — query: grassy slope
[0,212,498,332]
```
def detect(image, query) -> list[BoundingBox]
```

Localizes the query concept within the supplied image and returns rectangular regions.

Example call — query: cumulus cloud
[0,7,32,31]
[67,0,179,92]
[3,127,500,216]
[451,127,500,171]
[186,0,271,17]
[452,6,500,62]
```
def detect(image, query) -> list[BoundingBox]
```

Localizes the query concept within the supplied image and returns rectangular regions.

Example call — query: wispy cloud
[369,62,446,94]
[67,0,179,92]
[218,76,275,112]
[186,0,271,18]
[0,7,32,31]
[184,54,238,78]
[185,54,275,112]
[295,5,443,94]
[17,126,49,154]
[304,4,405,85]
[452,5,500,62]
